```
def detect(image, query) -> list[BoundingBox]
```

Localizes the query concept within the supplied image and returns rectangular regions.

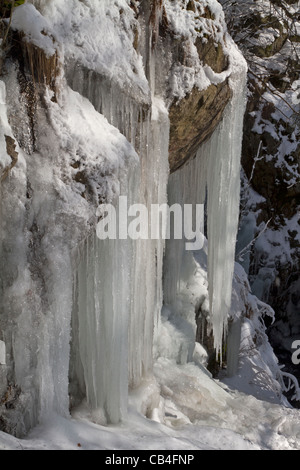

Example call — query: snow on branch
[280,369,300,402]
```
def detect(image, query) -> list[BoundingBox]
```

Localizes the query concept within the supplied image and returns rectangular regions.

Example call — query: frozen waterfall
[0,15,247,432]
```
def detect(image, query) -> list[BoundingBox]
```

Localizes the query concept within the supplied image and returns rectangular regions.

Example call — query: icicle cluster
[69,75,170,421]
[164,35,247,358]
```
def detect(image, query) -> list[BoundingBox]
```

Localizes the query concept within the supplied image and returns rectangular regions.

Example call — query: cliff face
[222,0,300,400]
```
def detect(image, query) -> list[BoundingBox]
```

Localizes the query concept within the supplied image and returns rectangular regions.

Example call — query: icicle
[163,36,247,361]
[65,62,151,147]
[163,142,207,312]
[75,203,132,423]
[69,62,170,417]
[128,96,170,387]
[206,39,247,356]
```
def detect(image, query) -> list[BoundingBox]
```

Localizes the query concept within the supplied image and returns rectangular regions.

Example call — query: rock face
[222,0,300,398]
[169,80,231,172]
[166,33,231,173]
[152,0,233,172]
[222,0,300,218]
[0,136,18,182]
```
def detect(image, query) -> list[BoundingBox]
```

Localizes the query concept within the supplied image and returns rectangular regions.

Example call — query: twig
[249,69,300,117]
[1,0,15,50]
[236,218,272,261]
[281,371,300,401]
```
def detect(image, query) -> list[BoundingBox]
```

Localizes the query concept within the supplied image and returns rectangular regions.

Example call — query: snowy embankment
[0,367,300,450]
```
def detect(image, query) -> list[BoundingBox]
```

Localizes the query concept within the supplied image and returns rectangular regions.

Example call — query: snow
[291,79,300,106]
[238,208,300,307]
[29,0,149,99]
[163,0,238,101]
[11,3,57,57]
[0,359,300,450]
[250,28,280,49]
[203,63,231,85]
[47,85,138,206]
[0,410,259,451]
[224,263,286,402]
[163,0,226,43]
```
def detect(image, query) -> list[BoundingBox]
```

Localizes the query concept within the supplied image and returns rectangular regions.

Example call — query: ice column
[163,144,207,312]
[74,229,131,423]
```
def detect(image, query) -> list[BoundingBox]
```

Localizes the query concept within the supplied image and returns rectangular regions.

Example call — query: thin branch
[236,218,272,261]
[248,72,297,121]
[281,371,300,401]
[1,0,15,50]
[249,69,300,117]
[249,140,263,186]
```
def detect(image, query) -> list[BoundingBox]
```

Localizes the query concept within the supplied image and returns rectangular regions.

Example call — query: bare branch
[236,218,273,261]
[1,0,15,50]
